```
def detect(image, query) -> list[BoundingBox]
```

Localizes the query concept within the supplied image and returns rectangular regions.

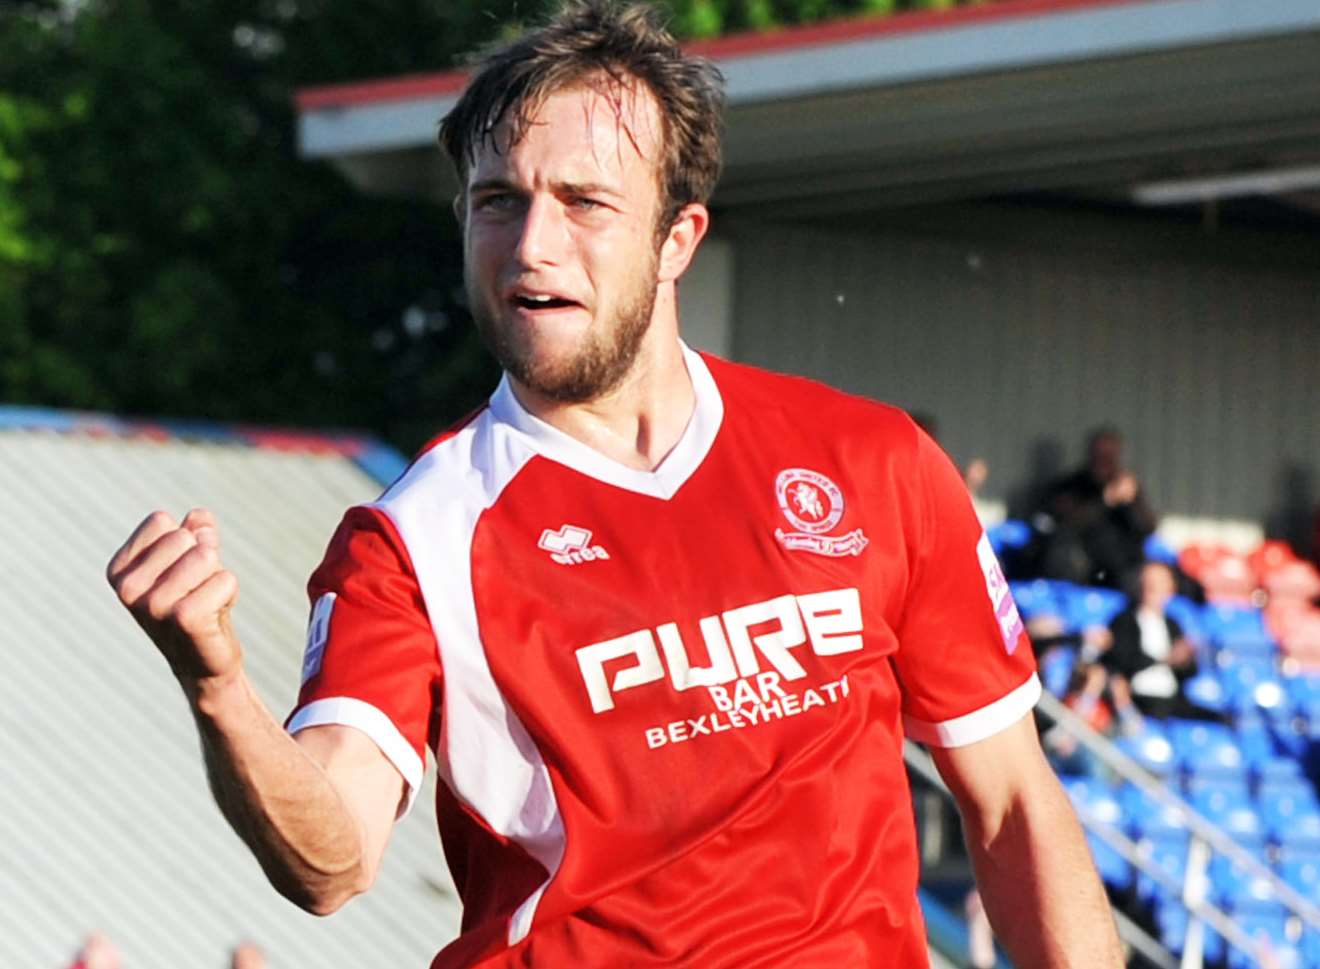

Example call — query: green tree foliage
[0,0,994,451]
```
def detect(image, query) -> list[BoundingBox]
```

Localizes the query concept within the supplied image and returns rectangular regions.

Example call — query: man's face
[1088,434,1122,483]
[461,80,667,402]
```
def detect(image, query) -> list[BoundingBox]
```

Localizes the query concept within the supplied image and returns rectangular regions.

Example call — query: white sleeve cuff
[903,673,1042,748]
[287,697,425,818]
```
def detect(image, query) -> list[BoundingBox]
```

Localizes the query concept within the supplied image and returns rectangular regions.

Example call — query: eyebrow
[467,178,624,200]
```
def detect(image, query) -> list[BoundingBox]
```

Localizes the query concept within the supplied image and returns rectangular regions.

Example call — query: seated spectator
[1101,562,1225,727]
[1029,426,1156,588]
[1044,662,1115,778]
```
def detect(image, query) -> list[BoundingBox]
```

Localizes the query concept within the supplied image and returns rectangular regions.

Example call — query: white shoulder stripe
[902,673,1042,748]
[375,407,565,946]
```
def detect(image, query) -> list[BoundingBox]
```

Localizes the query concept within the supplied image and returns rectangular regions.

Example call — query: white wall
[726,204,1320,540]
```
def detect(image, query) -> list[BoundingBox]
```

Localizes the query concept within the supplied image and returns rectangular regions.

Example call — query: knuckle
[192,544,219,568]
[115,574,144,606]
[169,598,194,627]
[144,589,176,623]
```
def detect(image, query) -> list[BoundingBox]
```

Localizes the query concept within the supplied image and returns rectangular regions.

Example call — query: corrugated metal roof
[0,415,458,968]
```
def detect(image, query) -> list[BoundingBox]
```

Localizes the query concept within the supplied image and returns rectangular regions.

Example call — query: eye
[569,195,605,211]
[473,192,520,213]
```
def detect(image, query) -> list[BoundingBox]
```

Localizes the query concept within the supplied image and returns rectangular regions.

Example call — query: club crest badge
[774,468,869,557]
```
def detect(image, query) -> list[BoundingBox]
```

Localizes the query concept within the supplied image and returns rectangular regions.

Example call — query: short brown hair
[439,0,725,231]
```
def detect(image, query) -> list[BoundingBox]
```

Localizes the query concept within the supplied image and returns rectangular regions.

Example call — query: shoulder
[1109,608,1139,633]
[702,353,919,449]
[374,403,535,541]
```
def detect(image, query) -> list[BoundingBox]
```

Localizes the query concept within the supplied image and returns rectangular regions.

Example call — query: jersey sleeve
[892,430,1040,748]
[285,504,442,816]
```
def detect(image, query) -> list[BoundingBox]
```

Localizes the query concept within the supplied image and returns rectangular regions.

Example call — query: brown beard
[469,262,658,404]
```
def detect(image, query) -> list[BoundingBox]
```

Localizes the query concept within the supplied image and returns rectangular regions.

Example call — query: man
[106,2,1122,966]
[1032,426,1156,588]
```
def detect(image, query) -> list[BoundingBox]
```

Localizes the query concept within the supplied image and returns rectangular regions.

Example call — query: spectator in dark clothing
[1030,426,1156,588]
[1101,562,1225,727]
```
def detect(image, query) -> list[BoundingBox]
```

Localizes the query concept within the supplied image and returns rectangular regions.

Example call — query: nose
[514,195,569,268]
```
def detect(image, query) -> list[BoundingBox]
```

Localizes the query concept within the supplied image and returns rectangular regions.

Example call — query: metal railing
[904,739,1178,969]
[905,692,1320,968]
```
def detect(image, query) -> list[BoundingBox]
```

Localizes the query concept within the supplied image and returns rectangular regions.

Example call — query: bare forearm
[965,782,1123,968]
[187,672,367,914]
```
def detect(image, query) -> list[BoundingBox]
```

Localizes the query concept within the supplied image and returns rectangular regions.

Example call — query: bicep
[295,724,406,883]
[929,714,1058,832]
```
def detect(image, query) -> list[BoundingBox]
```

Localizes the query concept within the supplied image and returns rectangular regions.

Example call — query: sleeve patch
[301,592,336,685]
[976,534,1024,654]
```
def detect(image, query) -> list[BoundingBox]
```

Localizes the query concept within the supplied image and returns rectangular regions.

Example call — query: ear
[451,193,466,226]
[657,203,710,285]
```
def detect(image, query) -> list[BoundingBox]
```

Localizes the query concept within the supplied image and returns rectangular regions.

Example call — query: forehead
[468,79,664,187]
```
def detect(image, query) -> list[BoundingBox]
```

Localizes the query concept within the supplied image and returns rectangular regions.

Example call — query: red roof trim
[295,0,1158,111]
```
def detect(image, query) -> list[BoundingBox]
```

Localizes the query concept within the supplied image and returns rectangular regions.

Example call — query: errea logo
[538,524,611,566]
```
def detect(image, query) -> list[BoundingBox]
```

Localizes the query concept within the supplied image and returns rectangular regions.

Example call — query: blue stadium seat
[1007,579,1059,621]
[1272,808,1320,851]
[1203,604,1268,643]
[1120,783,1191,840]
[1039,648,1075,698]
[1237,717,1306,781]
[1144,534,1179,566]
[1135,833,1189,904]
[1183,671,1230,714]
[1225,912,1300,969]
[1220,804,1268,847]
[1217,636,1279,664]
[1181,734,1249,783]
[1153,899,1226,963]
[1192,786,1263,846]
[987,519,1032,556]
[1153,897,1189,953]
[1219,660,1288,716]
[1169,718,1236,754]
[1304,931,1320,969]
[1065,586,1127,631]
[1256,755,1305,785]
[1058,776,1131,888]
[1172,719,1245,776]
[1258,777,1319,807]
[1209,854,1277,910]
[1086,832,1132,889]
[1244,714,1310,759]
[1300,698,1320,729]
[1165,595,1207,645]
[1286,673,1320,710]
[1115,730,1176,777]
[1278,854,1320,895]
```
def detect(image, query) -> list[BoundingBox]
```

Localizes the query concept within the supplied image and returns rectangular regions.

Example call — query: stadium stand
[0,407,459,968]
[998,520,1320,969]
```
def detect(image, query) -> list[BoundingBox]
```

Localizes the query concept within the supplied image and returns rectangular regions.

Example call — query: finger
[172,568,239,641]
[140,542,223,623]
[181,507,220,548]
[107,510,179,583]
[113,527,199,608]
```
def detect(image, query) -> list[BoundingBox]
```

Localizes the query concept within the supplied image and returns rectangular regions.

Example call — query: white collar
[487,342,724,501]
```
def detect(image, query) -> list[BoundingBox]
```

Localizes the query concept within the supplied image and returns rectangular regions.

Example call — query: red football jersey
[287,347,1038,968]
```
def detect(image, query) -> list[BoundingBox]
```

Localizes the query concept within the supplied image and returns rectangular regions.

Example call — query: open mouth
[513,293,580,311]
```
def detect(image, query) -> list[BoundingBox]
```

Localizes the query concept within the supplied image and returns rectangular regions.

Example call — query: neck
[508,292,696,472]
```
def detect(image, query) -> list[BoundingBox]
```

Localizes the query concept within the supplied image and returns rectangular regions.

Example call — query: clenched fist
[106,507,242,684]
